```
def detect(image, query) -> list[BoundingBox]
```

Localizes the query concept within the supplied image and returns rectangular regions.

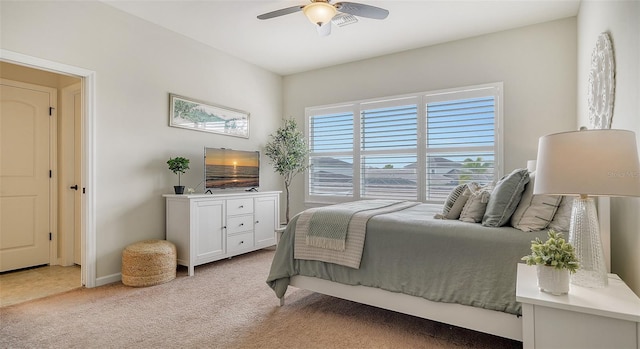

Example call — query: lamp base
[569,197,608,288]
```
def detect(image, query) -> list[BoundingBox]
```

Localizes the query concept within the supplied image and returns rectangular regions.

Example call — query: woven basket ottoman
[122,239,176,287]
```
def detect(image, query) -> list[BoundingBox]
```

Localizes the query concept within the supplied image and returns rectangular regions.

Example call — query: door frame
[60,82,82,267]
[0,49,97,288]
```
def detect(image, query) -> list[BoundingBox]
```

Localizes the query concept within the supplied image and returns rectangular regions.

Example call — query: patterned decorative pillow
[547,196,574,232]
[459,183,492,223]
[435,183,470,220]
[482,168,530,227]
[510,172,562,232]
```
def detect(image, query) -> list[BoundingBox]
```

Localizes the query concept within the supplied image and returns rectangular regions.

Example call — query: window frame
[305,82,503,205]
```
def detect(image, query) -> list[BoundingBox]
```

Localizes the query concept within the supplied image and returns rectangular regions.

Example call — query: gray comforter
[267,203,548,315]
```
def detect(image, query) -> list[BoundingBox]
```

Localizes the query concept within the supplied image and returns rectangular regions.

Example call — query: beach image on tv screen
[205,148,259,189]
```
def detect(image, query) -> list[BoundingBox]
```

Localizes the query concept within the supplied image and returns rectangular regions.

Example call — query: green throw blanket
[305,200,404,251]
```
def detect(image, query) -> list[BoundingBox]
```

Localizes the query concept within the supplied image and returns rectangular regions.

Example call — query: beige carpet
[0,248,521,349]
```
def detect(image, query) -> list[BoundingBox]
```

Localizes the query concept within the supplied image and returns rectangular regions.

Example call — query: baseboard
[95,272,121,287]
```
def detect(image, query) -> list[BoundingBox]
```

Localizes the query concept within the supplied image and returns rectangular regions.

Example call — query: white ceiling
[103,0,581,76]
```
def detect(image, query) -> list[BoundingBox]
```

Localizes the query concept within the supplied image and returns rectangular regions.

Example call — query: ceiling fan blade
[257,5,304,20]
[317,22,332,37]
[334,2,389,20]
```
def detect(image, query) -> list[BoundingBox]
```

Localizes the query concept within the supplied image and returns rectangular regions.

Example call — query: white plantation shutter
[305,83,502,204]
[360,101,418,200]
[425,93,497,202]
[308,109,354,198]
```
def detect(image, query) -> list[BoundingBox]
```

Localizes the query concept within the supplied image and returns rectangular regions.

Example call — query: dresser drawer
[227,198,254,216]
[227,232,254,253]
[226,215,253,235]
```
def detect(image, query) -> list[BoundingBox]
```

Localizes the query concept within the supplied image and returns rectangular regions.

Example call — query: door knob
[70,185,78,190]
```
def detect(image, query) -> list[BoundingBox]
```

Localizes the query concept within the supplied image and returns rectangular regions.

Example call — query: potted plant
[522,230,579,295]
[265,118,309,224]
[167,156,190,194]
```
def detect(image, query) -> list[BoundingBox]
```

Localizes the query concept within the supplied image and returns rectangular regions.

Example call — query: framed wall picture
[169,93,250,138]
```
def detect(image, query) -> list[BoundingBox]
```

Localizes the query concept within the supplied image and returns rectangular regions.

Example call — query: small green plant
[167,157,190,186]
[522,230,579,273]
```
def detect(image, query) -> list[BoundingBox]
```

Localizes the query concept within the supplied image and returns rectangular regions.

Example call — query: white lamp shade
[303,2,337,26]
[534,129,640,197]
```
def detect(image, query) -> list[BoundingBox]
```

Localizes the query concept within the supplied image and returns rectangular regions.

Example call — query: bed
[266,199,611,341]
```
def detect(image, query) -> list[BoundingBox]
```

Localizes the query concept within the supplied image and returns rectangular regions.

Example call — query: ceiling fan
[257,0,389,36]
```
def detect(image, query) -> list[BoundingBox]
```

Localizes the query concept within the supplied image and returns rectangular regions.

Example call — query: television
[204,147,260,191]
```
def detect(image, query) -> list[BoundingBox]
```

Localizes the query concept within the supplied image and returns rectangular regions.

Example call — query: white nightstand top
[516,263,640,323]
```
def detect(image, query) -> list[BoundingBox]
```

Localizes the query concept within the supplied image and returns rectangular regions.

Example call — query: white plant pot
[536,265,570,295]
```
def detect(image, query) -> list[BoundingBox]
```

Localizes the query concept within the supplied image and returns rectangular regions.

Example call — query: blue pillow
[482,168,530,227]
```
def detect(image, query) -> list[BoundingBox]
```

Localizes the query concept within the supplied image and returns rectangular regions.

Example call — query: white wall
[0,1,283,283]
[577,1,640,295]
[284,18,577,218]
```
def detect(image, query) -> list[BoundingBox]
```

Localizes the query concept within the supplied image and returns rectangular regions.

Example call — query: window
[308,108,354,197]
[306,83,502,204]
[425,92,498,201]
[360,98,418,200]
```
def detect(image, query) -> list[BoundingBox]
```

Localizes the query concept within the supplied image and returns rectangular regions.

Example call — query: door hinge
[49,232,52,241]
[49,170,52,178]
[49,107,55,116]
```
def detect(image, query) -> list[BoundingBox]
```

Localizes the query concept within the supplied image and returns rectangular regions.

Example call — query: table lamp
[533,128,640,288]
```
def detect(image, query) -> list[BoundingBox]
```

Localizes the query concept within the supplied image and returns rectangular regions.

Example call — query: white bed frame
[283,275,523,340]
[278,199,611,342]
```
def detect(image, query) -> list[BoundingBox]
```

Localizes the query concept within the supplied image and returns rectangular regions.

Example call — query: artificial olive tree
[265,118,309,223]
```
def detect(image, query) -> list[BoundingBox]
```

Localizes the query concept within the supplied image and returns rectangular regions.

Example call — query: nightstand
[516,263,640,349]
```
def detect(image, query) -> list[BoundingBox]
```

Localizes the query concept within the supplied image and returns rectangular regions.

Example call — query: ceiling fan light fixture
[303,2,337,26]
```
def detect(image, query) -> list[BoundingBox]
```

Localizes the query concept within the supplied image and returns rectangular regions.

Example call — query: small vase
[536,265,569,295]
[174,186,185,195]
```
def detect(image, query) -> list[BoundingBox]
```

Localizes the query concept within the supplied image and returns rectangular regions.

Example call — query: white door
[0,79,54,272]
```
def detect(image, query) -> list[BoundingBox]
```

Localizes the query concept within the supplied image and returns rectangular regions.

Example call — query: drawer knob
[240,240,244,244]
[255,220,259,224]
[239,223,244,226]
[239,205,244,208]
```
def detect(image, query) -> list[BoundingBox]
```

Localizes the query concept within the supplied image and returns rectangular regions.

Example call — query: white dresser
[164,191,280,276]
[516,263,640,349]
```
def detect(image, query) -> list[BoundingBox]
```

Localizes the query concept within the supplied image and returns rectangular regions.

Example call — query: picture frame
[169,93,250,138]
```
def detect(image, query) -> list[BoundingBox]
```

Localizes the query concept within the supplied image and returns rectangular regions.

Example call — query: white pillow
[459,183,491,223]
[547,196,574,232]
[511,172,562,232]
[435,183,470,220]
